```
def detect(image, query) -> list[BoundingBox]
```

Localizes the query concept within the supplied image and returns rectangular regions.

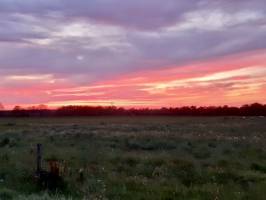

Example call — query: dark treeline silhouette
[0,103,266,117]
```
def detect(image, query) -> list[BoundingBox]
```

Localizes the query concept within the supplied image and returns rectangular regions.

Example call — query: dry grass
[0,116,266,199]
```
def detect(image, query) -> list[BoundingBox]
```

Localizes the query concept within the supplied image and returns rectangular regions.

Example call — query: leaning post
[36,143,42,176]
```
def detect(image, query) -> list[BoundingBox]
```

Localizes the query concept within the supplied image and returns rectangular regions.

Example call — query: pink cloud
[2,50,266,109]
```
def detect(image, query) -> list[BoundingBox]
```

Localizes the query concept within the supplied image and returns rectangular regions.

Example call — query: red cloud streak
[2,50,266,109]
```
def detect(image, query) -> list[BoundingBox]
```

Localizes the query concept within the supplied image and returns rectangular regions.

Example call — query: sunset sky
[0,0,266,109]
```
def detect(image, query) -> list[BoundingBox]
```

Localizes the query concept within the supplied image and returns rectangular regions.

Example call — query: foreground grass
[0,116,266,199]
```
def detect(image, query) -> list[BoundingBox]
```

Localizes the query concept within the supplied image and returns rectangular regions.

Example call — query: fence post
[36,143,42,175]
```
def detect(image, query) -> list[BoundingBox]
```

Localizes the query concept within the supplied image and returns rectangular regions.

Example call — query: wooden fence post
[36,143,42,175]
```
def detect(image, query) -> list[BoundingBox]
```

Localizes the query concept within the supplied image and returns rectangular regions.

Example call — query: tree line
[0,103,266,117]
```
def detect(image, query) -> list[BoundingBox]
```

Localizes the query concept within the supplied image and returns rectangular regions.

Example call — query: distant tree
[25,104,48,110]
[2,103,266,117]
[27,106,36,110]
[13,105,23,111]
[37,104,48,110]
[0,103,4,110]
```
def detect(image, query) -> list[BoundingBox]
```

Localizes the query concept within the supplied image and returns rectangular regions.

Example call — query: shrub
[250,163,266,173]
[193,147,211,159]
[0,138,10,147]
[0,188,16,200]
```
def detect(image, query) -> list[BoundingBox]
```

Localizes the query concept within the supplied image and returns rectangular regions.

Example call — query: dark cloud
[0,0,265,30]
[0,0,200,30]
[0,0,265,84]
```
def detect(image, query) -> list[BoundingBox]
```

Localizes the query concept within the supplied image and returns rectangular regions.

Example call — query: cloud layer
[0,0,265,108]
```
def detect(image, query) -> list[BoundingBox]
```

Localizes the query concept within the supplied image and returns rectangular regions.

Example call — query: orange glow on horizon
[2,50,266,110]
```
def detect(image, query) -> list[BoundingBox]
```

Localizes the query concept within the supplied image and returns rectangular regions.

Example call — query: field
[0,116,266,200]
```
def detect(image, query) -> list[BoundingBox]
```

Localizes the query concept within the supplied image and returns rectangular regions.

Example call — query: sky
[0,0,266,109]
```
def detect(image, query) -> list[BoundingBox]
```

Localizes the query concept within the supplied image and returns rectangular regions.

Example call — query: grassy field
[0,116,266,200]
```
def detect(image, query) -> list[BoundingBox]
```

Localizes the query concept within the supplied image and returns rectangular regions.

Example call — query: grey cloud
[0,0,200,30]
[125,22,266,70]
[0,0,265,85]
[0,0,265,30]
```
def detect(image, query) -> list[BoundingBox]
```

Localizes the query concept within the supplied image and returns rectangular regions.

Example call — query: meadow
[0,116,266,200]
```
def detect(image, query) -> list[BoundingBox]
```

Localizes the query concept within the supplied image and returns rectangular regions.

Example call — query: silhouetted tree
[37,104,48,110]
[0,103,4,110]
[13,105,23,111]
[0,103,266,117]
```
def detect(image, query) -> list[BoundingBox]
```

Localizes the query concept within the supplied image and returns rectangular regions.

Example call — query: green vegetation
[0,116,266,199]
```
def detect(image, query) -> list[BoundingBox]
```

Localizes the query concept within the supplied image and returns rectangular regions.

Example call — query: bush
[192,147,211,159]
[17,193,73,200]
[250,163,266,173]
[0,188,16,200]
[125,138,176,151]
[0,138,10,147]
